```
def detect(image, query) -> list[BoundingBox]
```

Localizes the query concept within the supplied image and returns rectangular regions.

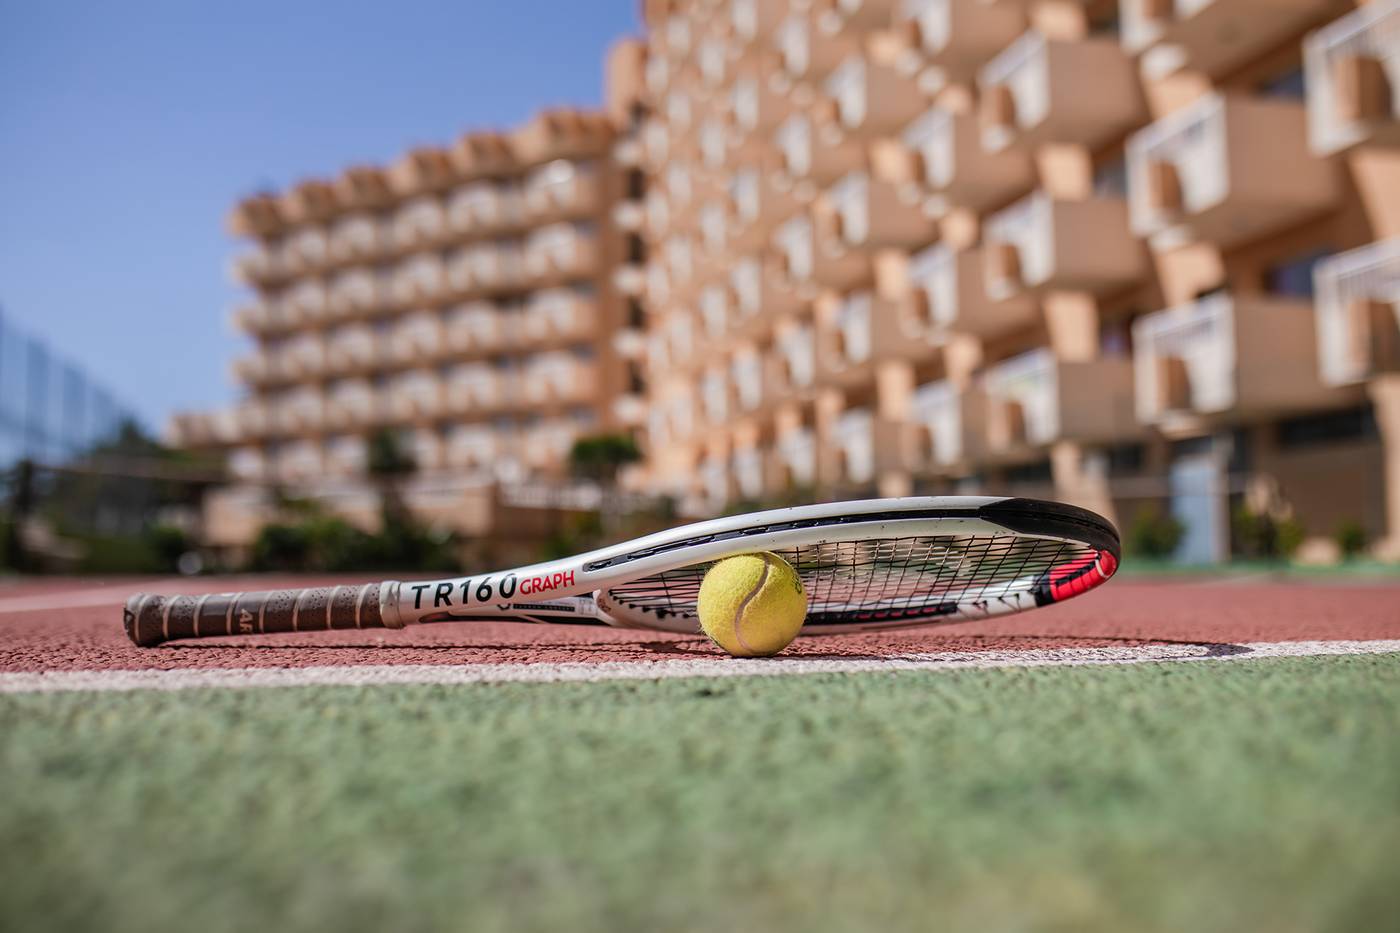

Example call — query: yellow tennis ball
[697,552,808,657]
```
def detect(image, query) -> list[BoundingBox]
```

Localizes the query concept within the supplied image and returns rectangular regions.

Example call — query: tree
[567,434,642,486]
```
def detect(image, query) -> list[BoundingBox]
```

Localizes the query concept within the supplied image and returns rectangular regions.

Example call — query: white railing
[329,214,381,263]
[778,325,816,388]
[732,258,763,317]
[1305,0,1400,154]
[983,348,1058,446]
[904,107,956,189]
[833,293,873,364]
[1314,238,1400,384]
[391,197,446,249]
[983,192,1050,294]
[327,268,380,316]
[775,215,814,281]
[911,379,963,466]
[732,350,764,411]
[833,409,875,483]
[1131,293,1237,418]
[732,448,764,500]
[979,31,1049,149]
[777,428,817,485]
[777,15,810,78]
[1127,92,1226,233]
[701,369,729,423]
[908,243,959,329]
[826,57,868,129]
[700,285,729,338]
[829,172,870,245]
[776,114,812,177]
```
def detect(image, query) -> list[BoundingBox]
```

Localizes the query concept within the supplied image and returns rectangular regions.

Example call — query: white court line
[1,640,1397,695]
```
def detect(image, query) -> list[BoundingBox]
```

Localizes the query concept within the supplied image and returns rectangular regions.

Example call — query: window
[1004,459,1053,485]
[1257,66,1306,100]
[1265,247,1333,298]
[626,298,645,329]
[1276,405,1378,449]
[627,234,647,264]
[625,169,646,200]
[1093,156,1129,198]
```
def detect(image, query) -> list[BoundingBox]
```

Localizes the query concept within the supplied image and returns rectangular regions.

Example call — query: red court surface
[2,574,1398,673]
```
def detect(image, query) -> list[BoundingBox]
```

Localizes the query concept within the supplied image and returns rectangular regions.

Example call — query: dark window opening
[626,234,647,264]
[626,297,646,329]
[1004,459,1053,486]
[1102,442,1146,475]
[625,169,646,200]
[1265,248,1333,299]
[1258,66,1307,100]
[1276,405,1378,449]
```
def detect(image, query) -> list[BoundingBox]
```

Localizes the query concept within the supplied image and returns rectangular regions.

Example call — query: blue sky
[0,0,639,430]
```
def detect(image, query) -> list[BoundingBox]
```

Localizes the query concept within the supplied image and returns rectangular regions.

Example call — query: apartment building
[619,0,1400,561]
[172,108,649,547]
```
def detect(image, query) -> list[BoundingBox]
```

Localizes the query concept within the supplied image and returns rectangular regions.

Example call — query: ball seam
[729,553,773,656]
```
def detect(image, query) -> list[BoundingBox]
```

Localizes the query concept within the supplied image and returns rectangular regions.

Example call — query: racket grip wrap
[123,582,402,647]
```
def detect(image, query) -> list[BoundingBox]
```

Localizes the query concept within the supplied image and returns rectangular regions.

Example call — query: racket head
[591,497,1119,635]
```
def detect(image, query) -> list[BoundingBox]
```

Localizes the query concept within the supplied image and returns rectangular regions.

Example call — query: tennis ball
[697,552,808,657]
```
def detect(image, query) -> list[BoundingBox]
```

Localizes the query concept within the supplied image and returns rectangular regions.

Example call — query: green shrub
[1126,508,1185,559]
[1335,520,1368,560]
[1232,507,1306,560]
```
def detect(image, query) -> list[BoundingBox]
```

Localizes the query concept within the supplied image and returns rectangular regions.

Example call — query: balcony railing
[774,112,864,186]
[390,197,447,251]
[328,214,383,265]
[280,280,328,326]
[1134,293,1335,424]
[772,320,818,394]
[1123,0,1340,81]
[327,268,383,318]
[448,182,520,235]
[521,288,596,346]
[1305,1,1400,155]
[231,246,279,286]
[776,12,859,85]
[324,325,379,374]
[817,292,923,382]
[979,31,1143,152]
[910,378,982,471]
[819,56,928,140]
[281,228,329,275]
[390,254,446,306]
[1127,92,1336,249]
[390,313,445,365]
[896,0,1027,84]
[982,192,1143,299]
[324,379,378,429]
[824,170,937,250]
[982,348,1136,451]
[829,408,876,486]
[1314,238,1400,385]
[906,243,1036,338]
[446,364,507,414]
[775,426,818,487]
[899,107,1032,216]
[524,223,598,283]
[388,371,444,421]
[524,160,600,221]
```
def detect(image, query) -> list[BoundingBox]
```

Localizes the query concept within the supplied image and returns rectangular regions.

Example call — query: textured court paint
[2,640,1397,694]
[3,577,1399,674]
[4,654,1399,933]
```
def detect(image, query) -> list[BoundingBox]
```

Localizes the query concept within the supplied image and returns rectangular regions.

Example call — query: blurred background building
[170,0,1400,565]
[171,110,650,553]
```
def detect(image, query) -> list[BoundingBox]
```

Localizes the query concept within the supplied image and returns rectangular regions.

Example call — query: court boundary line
[1,639,1397,695]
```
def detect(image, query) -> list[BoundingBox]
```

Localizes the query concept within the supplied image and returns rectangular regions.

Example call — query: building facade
[618,0,1400,561]
[174,109,649,547]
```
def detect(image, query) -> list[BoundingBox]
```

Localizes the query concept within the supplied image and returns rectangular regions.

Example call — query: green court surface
[3,655,1399,933]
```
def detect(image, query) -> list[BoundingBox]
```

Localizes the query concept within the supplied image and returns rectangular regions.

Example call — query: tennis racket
[123,496,1119,647]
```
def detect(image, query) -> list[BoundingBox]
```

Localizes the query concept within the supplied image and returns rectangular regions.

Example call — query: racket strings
[603,534,1097,623]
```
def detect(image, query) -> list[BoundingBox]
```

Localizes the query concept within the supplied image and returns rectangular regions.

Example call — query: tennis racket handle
[123,583,400,647]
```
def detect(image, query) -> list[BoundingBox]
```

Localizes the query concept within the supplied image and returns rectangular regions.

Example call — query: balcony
[274,440,325,481]
[448,182,520,235]
[280,280,328,327]
[823,406,907,489]
[905,243,1038,338]
[388,371,445,421]
[1305,2,1400,155]
[729,59,790,136]
[699,284,732,343]
[731,347,767,415]
[810,209,877,291]
[521,288,596,346]
[979,31,1143,152]
[524,160,602,222]
[1133,293,1336,426]
[909,378,984,473]
[328,214,383,265]
[731,444,767,502]
[1127,92,1337,250]
[390,197,448,252]
[822,170,938,250]
[730,0,786,44]
[699,366,734,426]
[169,411,240,448]
[728,169,803,252]
[390,312,446,366]
[1314,238,1400,385]
[774,423,818,488]
[276,389,326,436]
[816,292,926,384]
[231,352,280,387]
[323,435,369,477]
[324,379,379,430]
[774,112,865,187]
[899,107,1032,215]
[324,324,379,375]
[1122,0,1340,81]
[232,301,282,335]
[817,56,929,142]
[523,223,599,284]
[775,11,860,86]
[231,246,279,286]
[981,348,1137,452]
[448,243,523,297]
[819,0,900,31]
[445,425,500,470]
[234,401,271,440]
[280,334,327,380]
[280,228,329,276]
[520,352,598,406]
[895,0,1027,85]
[445,364,506,414]
[982,193,1144,300]
[770,319,818,395]
[326,268,383,319]
[389,255,446,307]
